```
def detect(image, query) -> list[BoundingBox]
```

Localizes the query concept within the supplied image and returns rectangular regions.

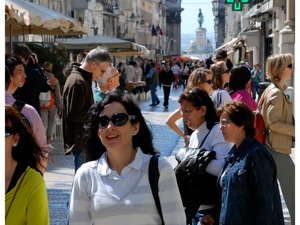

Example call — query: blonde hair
[42,61,52,72]
[186,68,211,91]
[210,61,226,89]
[265,53,293,82]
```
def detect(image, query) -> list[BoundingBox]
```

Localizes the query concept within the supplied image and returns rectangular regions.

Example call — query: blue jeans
[150,83,159,105]
[251,81,259,100]
[72,150,84,173]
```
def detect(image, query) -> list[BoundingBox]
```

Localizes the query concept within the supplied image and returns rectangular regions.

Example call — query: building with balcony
[212,0,295,87]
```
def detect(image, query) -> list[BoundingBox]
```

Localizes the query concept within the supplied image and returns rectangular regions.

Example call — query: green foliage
[26,42,69,85]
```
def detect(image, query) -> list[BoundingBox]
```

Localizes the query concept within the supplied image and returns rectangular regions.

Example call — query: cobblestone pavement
[44,86,293,225]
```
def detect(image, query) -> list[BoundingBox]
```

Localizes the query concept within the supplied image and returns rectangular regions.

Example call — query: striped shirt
[171,64,181,75]
[69,149,186,225]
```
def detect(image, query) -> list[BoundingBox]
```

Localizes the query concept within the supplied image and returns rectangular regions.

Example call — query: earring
[12,143,17,147]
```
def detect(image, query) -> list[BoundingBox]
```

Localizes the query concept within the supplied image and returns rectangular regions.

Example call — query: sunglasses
[223,69,230,74]
[287,64,293,69]
[5,127,14,137]
[205,79,212,84]
[98,113,137,129]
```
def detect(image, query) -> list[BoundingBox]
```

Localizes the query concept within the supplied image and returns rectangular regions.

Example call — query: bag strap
[216,89,222,108]
[199,129,211,148]
[49,77,56,85]
[149,155,165,225]
[12,100,26,113]
[257,84,274,111]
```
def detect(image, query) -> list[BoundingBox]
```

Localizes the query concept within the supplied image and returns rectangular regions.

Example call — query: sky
[181,0,214,35]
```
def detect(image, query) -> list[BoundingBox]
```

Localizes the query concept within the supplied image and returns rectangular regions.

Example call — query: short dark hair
[216,49,227,59]
[227,65,251,93]
[5,56,24,77]
[216,101,256,137]
[13,44,32,61]
[5,66,11,89]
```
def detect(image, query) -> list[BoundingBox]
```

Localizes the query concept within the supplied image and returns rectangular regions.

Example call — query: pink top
[5,92,48,152]
[230,89,257,111]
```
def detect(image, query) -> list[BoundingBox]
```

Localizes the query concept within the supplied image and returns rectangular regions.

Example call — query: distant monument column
[187,8,213,57]
[195,9,207,50]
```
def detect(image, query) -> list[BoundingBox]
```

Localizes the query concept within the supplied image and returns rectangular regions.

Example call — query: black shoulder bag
[174,130,218,224]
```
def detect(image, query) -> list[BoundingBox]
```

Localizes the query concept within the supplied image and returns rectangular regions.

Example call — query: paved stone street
[44,86,293,225]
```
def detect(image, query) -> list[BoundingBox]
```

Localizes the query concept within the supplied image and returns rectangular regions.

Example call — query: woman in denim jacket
[216,101,284,225]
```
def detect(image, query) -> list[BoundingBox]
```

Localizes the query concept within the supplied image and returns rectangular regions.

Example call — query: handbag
[174,130,218,224]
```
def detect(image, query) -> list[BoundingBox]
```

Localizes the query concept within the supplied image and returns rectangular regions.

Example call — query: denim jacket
[218,136,284,225]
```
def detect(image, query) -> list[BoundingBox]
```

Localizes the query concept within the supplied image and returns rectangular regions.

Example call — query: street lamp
[212,0,219,10]
[129,12,136,23]
[214,17,219,25]
[113,3,119,15]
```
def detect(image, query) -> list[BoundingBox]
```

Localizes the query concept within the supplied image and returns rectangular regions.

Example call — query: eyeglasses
[5,127,14,137]
[98,113,137,129]
[219,119,232,126]
[205,79,212,84]
[223,69,230,74]
[287,64,293,69]
[180,107,199,115]
[110,73,120,79]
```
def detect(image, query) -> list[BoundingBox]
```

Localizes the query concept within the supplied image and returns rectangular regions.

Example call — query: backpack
[254,111,267,144]
[149,155,165,225]
[12,100,31,128]
[254,85,272,144]
[39,77,56,109]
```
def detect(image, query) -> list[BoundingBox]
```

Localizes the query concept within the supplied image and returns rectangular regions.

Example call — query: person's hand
[201,214,215,225]
[31,53,39,64]
[184,135,190,147]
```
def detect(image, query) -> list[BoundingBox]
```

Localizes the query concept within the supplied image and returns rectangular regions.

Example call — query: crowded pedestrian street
[44,86,293,225]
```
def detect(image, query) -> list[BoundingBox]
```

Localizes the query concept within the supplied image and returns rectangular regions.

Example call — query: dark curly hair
[178,87,219,130]
[85,92,157,162]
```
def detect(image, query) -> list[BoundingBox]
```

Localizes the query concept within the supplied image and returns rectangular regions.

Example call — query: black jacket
[13,66,51,114]
[159,69,174,86]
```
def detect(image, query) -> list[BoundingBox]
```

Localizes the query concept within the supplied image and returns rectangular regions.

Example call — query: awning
[58,35,150,56]
[215,37,243,53]
[243,2,270,19]
[5,0,88,36]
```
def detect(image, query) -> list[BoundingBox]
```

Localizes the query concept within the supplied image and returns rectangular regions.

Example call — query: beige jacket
[261,82,294,154]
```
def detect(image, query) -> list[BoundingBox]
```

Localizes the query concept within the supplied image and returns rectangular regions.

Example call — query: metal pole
[10,24,12,53]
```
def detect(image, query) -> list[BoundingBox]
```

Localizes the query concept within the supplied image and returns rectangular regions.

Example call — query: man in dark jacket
[215,49,233,71]
[12,44,51,114]
[62,47,112,173]
[142,58,151,81]
[159,62,174,109]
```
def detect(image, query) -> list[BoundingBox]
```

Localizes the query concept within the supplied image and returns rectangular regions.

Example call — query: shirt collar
[97,148,144,176]
[231,135,254,161]
[194,121,208,134]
